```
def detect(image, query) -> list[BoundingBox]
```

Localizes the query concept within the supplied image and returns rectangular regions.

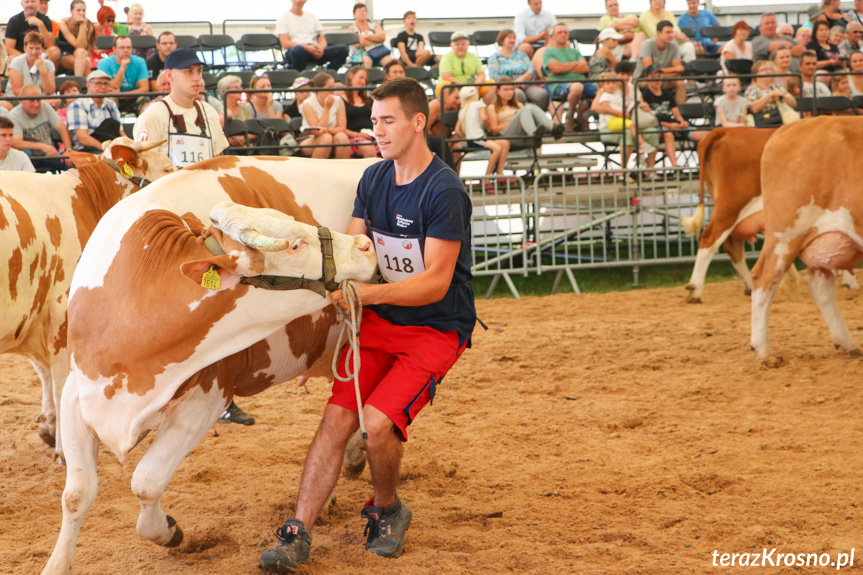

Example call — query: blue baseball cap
[164,47,204,70]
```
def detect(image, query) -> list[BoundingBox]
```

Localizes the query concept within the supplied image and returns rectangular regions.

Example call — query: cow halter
[203,227,340,298]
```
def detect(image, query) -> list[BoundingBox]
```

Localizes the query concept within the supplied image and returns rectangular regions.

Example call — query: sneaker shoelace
[274,525,299,545]
[363,515,385,544]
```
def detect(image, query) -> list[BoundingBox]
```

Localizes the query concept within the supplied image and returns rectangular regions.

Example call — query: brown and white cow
[0,138,173,452]
[42,156,379,575]
[750,116,863,358]
[682,127,857,303]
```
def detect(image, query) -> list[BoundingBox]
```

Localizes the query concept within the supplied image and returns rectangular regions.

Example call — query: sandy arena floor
[2,278,863,574]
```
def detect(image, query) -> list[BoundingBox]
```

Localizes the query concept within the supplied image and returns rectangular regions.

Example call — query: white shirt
[276,10,323,45]
[301,95,341,130]
[459,100,487,140]
[597,91,623,131]
[0,148,36,172]
[132,95,229,156]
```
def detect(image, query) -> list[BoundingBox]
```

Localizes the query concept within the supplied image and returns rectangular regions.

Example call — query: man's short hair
[114,34,131,48]
[158,31,175,42]
[384,59,405,74]
[761,12,776,22]
[21,84,43,96]
[24,31,46,48]
[370,77,430,135]
[801,50,818,61]
[403,10,416,19]
[656,20,673,33]
[0,117,14,131]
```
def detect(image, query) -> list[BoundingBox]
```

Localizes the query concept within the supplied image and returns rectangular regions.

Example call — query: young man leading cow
[260,77,477,573]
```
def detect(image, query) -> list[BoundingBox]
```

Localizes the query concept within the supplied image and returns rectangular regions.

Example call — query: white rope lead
[332,280,368,439]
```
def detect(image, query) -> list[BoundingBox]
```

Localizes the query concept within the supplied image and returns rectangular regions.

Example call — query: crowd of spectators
[2,0,863,176]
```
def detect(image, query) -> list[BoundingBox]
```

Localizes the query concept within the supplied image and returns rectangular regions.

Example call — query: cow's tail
[681,129,720,235]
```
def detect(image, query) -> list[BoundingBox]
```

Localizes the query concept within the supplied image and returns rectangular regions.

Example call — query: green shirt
[439,51,483,83]
[542,46,586,81]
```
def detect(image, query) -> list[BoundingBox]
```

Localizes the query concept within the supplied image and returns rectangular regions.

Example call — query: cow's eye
[291,240,303,251]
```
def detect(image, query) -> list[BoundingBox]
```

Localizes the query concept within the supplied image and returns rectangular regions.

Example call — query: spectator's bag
[777,101,801,124]
[751,107,783,128]
[366,45,391,61]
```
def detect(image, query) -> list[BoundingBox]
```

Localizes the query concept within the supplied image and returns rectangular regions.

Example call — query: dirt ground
[3,278,863,575]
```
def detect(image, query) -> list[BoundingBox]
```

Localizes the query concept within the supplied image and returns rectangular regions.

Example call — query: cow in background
[0,137,172,452]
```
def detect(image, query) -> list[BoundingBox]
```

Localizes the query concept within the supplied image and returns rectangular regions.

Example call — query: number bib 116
[372,231,425,283]
[169,133,212,168]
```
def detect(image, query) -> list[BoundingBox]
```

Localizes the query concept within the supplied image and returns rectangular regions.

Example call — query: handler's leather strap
[161,99,206,134]
[202,227,340,298]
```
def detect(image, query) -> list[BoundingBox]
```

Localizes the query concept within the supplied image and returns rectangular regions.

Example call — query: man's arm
[75,128,102,149]
[130,78,149,94]
[108,62,128,92]
[663,57,685,76]
[13,134,58,155]
[332,217,461,308]
[278,31,296,51]
[546,57,589,76]
[5,37,21,59]
[55,122,73,151]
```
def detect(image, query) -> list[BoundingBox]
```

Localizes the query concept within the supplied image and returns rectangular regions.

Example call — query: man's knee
[569,83,583,98]
[320,404,360,443]
[361,406,397,442]
[518,43,534,57]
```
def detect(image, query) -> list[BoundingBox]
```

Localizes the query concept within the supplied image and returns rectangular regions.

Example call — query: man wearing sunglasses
[841,22,863,54]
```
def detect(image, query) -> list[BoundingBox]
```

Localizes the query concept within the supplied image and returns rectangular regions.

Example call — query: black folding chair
[174,35,200,50]
[198,34,239,71]
[427,31,455,58]
[237,33,282,70]
[701,26,733,43]
[95,35,115,51]
[471,30,500,63]
[56,75,87,91]
[130,34,156,52]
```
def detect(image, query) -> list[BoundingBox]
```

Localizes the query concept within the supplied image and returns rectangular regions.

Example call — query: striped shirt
[66,98,120,150]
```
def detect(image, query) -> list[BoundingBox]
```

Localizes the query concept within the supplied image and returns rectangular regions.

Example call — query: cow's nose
[354,235,372,252]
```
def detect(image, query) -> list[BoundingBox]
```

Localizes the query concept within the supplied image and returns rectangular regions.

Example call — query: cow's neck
[69,162,138,248]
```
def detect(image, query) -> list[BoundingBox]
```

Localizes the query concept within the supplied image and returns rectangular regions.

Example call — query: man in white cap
[66,70,121,153]
[437,31,486,97]
[133,47,228,169]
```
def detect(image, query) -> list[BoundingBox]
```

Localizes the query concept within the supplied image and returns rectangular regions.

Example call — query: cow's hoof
[847,348,862,357]
[343,458,366,478]
[685,294,702,304]
[38,424,56,448]
[761,355,784,368]
[744,288,751,296]
[164,515,184,548]
[685,284,695,292]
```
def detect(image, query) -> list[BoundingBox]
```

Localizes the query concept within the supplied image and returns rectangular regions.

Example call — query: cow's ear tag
[201,265,221,290]
[121,163,134,178]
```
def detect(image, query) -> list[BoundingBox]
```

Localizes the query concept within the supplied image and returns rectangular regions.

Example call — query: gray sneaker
[360,497,412,558]
[259,519,311,574]
[218,401,255,425]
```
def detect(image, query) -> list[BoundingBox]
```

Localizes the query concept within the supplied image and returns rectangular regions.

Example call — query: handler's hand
[331,281,378,309]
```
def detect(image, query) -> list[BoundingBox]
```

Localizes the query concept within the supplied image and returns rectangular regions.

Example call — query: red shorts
[329,310,465,441]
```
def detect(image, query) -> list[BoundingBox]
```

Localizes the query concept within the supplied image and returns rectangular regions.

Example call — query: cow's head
[180,201,377,295]
[67,137,175,184]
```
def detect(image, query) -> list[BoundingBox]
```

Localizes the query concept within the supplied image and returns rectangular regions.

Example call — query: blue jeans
[546,81,597,99]
[285,44,349,71]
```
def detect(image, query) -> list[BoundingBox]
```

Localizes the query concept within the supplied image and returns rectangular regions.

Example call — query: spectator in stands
[126,4,154,51]
[795,26,813,48]
[677,0,719,55]
[347,3,392,69]
[218,74,254,147]
[9,84,73,170]
[846,0,863,26]
[720,21,753,74]
[636,64,692,169]
[713,77,748,127]
[395,11,434,68]
[4,31,57,106]
[37,0,61,38]
[283,76,310,119]
[383,60,406,81]
[543,23,595,132]
[133,48,228,167]
[95,5,126,39]
[426,84,459,170]
[437,31,487,97]
[0,117,36,172]
[341,66,377,158]
[821,0,852,30]
[746,60,797,125]
[592,71,646,168]
[56,79,81,125]
[67,69,121,152]
[514,0,557,58]
[830,26,847,55]
[5,0,60,67]
[300,71,350,159]
[808,20,845,73]
[455,85,510,190]
[277,0,349,72]
[57,1,95,77]
[829,74,854,109]
[770,46,794,88]
[598,0,639,60]
[486,75,563,151]
[635,0,696,63]
[590,28,623,78]
[487,29,547,110]
[249,74,285,120]
[98,35,150,115]
[840,22,863,54]
[849,51,863,93]
[147,32,177,90]
[799,51,832,96]
[786,76,801,97]
[633,21,685,104]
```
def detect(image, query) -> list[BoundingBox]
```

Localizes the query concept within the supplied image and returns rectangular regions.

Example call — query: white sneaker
[639,142,656,154]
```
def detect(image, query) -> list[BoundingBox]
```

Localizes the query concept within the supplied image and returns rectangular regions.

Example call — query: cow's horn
[240,229,290,252]
[133,138,167,153]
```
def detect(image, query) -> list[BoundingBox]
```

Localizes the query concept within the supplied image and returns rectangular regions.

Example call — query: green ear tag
[122,163,134,178]
[201,265,221,290]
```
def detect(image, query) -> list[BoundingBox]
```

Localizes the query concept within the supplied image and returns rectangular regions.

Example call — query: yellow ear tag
[122,163,134,178]
[201,265,221,290]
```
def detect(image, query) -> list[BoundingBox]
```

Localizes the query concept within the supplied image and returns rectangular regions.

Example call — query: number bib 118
[372,231,425,283]
[169,133,212,168]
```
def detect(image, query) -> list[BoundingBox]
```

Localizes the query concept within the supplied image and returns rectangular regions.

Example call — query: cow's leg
[840,269,860,290]
[723,236,752,296]
[42,376,99,575]
[50,348,71,463]
[29,360,56,448]
[686,223,734,303]
[806,271,862,355]
[130,385,227,547]
[750,237,797,358]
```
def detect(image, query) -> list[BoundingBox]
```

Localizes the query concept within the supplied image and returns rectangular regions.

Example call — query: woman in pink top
[720,21,753,73]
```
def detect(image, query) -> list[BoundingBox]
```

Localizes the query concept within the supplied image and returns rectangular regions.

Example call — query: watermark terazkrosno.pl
[711,549,855,570]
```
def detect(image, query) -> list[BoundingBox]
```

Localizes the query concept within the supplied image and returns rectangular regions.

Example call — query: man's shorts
[545,81,598,99]
[329,310,465,441]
